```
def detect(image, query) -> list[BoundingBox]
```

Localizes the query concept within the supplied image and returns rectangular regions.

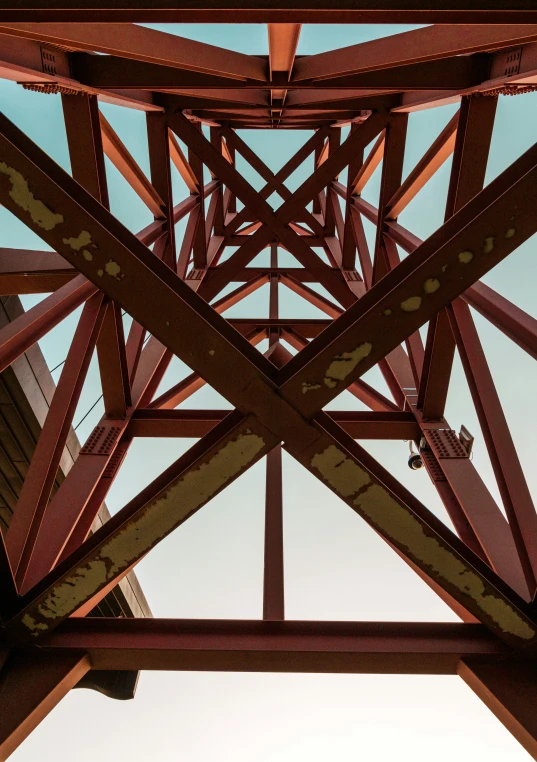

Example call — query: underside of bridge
[1,9,537,760]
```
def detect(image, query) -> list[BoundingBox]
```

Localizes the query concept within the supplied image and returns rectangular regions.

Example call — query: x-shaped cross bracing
[187,111,389,306]
[1,109,537,652]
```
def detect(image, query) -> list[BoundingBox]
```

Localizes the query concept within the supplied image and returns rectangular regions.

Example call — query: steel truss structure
[2,13,537,760]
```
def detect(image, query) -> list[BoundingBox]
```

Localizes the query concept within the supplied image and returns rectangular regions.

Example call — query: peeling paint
[0,161,64,231]
[441,264,448,273]
[310,444,537,641]
[21,430,266,635]
[400,296,422,312]
[105,260,121,278]
[323,343,372,389]
[302,382,322,394]
[458,251,473,264]
[505,228,516,239]
[209,349,215,356]
[63,230,92,251]
[483,236,494,254]
[353,484,536,641]
[82,249,93,262]
[97,269,104,277]
[311,445,371,499]
[383,309,392,316]
[423,278,440,295]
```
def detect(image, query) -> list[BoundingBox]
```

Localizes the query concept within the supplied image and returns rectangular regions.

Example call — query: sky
[2,21,536,762]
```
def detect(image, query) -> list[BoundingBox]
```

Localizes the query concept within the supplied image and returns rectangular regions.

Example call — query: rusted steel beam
[464,281,537,361]
[0,275,97,375]
[350,131,385,195]
[337,140,529,597]
[417,413,530,599]
[127,410,422,440]
[42,361,171,570]
[2,112,536,649]
[5,413,279,640]
[96,301,131,419]
[0,23,267,81]
[446,96,499,219]
[372,114,408,284]
[0,651,91,760]
[11,374,533,646]
[147,111,177,267]
[416,310,455,419]
[419,95,497,420]
[188,125,208,270]
[337,191,537,371]
[189,113,386,304]
[387,111,459,219]
[349,207,372,288]
[0,112,274,408]
[280,273,343,319]
[281,328,400,413]
[177,206,200,279]
[79,52,482,93]
[340,123,362,271]
[35,619,510,674]
[209,128,225,233]
[99,111,164,217]
[268,23,301,124]
[222,127,323,235]
[0,5,536,23]
[292,24,537,82]
[6,293,105,591]
[279,131,537,417]
[147,328,266,412]
[205,188,221,247]
[459,659,537,759]
[63,92,133,422]
[263,444,284,619]
[449,299,537,596]
[323,127,341,236]
[0,248,76,294]
[62,93,109,207]
[169,131,198,193]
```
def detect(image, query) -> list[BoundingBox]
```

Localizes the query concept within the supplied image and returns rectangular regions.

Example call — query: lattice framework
[1,15,537,760]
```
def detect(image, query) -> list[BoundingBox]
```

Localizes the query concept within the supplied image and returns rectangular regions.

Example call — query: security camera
[408,453,424,470]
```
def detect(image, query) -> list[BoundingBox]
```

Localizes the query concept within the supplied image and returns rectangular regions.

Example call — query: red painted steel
[1,20,537,762]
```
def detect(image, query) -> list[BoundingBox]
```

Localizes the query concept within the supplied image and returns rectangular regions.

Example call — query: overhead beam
[126,409,422,440]
[36,619,510,675]
[292,24,537,81]
[0,23,267,80]
[0,5,534,22]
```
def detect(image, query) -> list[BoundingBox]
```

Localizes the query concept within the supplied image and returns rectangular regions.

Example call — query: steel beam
[32,619,510,675]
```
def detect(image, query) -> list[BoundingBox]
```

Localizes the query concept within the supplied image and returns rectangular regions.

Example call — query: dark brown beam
[39,618,510,675]
[126,409,422,440]
[0,5,535,22]
[292,24,537,81]
[0,23,267,80]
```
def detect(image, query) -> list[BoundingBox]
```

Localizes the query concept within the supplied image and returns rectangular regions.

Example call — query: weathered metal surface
[1,18,537,760]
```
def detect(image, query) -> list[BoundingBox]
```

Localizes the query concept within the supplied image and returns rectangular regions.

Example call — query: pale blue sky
[3,22,536,761]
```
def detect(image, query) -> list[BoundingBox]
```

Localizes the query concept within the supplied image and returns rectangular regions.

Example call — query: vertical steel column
[263,444,284,621]
[188,123,208,269]
[146,112,176,268]
[372,113,408,284]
